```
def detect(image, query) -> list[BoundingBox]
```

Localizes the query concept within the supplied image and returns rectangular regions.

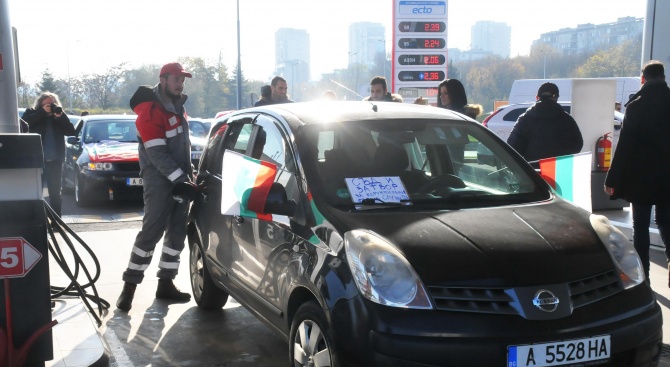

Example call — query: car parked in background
[483,102,622,141]
[63,115,142,206]
[187,101,661,367]
[188,118,213,169]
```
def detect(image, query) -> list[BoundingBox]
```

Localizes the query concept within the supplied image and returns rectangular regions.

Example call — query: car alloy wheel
[290,301,338,367]
[189,236,228,309]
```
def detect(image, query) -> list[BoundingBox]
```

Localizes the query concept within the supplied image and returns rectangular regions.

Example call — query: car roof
[80,114,137,122]
[238,101,467,129]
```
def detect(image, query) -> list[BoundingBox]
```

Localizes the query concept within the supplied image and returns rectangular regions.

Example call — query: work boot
[116,282,137,311]
[156,279,191,302]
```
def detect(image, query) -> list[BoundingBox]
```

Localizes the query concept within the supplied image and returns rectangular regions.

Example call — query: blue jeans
[632,203,670,279]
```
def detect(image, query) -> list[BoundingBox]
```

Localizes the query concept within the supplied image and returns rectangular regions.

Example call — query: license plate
[508,335,610,367]
[126,178,143,186]
[192,152,202,159]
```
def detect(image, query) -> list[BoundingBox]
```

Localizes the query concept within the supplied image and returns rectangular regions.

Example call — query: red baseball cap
[159,62,192,78]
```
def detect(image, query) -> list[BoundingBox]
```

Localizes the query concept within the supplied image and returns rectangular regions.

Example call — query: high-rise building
[471,21,511,58]
[348,22,386,96]
[348,22,386,67]
[274,28,310,101]
[532,17,644,55]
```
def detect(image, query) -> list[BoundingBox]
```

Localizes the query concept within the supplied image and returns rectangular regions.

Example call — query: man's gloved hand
[172,181,198,203]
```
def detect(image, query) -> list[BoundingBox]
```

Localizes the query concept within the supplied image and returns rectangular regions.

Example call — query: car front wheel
[289,301,339,367]
[189,239,228,310]
[74,171,90,207]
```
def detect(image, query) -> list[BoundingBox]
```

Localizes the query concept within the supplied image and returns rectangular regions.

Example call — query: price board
[392,0,448,104]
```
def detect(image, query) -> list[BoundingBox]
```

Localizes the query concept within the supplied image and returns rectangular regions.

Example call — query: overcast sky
[8,0,646,83]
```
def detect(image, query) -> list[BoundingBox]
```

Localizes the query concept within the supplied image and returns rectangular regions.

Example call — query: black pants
[44,160,64,216]
[632,202,670,279]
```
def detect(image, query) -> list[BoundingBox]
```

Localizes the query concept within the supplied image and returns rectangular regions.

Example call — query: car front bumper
[329,284,662,367]
[80,169,143,200]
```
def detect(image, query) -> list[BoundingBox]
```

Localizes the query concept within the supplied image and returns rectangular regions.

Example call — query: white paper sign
[344,176,410,203]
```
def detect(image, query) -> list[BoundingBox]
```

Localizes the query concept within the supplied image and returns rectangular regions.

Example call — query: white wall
[572,79,616,170]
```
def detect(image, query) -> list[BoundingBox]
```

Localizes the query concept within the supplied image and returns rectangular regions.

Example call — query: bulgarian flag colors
[221,150,277,220]
[539,152,592,212]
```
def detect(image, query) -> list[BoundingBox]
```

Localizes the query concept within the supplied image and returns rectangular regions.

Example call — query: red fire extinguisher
[596,133,612,171]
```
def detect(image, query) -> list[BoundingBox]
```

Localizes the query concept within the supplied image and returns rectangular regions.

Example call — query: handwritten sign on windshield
[345,177,410,203]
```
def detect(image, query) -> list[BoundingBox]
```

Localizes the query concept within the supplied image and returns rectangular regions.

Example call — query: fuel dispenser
[0,134,55,367]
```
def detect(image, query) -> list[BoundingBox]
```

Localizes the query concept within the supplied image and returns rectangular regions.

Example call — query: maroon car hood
[85,141,139,162]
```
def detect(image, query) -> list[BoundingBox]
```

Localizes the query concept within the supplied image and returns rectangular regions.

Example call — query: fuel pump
[0,0,56,365]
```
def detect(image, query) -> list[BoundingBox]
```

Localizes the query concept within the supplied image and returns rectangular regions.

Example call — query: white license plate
[508,335,610,367]
[191,152,202,159]
[126,178,143,186]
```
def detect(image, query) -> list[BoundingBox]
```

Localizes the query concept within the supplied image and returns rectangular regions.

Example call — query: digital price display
[393,0,447,105]
[398,38,446,49]
[398,87,440,100]
[398,54,446,66]
[398,71,445,82]
[398,21,446,33]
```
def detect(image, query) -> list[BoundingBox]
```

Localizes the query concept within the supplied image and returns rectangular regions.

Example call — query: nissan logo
[533,289,559,312]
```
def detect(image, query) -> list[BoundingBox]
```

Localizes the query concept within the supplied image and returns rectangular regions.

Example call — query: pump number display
[508,335,610,367]
[0,237,42,278]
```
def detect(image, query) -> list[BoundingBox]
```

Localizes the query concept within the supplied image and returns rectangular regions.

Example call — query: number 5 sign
[0,237,42,278]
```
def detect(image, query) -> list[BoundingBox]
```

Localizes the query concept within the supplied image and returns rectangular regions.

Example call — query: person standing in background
[506,82,583,165]
[605,60,670,285]
[22,92,76,216]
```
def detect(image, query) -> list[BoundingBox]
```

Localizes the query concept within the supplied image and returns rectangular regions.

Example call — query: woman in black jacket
[22,92,76,216]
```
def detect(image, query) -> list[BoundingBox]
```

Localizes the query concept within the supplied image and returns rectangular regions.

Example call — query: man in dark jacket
[364,76,403,102]
[507,83,583,165]
[22,92,76,216]
[253,85,272,106]
[116,62,195,311]
[605,60,670,284]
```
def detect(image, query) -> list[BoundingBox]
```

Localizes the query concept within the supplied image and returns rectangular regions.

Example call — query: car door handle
[234,216,244,224]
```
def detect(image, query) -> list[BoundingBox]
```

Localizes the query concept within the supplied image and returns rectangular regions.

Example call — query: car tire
[189,239,228,310]
[61,167,73,194]
[289,301,339,367]
[74,171,90,207]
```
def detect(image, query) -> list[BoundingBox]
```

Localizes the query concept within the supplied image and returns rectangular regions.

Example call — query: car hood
[84,141,139,162]
[328,199,612,287]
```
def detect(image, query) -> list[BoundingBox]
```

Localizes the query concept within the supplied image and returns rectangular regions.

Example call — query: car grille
[116,162,140,172]
[427,270,623,315]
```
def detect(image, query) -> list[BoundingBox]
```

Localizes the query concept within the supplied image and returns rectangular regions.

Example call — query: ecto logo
[398,1,446,16]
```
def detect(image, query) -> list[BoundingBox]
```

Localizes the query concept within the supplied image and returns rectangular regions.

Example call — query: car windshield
[83,120,138,143]
[300,118,550,210]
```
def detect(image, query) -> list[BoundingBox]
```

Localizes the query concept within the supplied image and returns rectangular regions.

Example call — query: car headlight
[86,162,114,171]
[590,214,644,289]
[344,229,432,309]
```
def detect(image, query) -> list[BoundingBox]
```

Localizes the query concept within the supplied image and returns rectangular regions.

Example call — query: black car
[63,115,143,206]
[187,101,661,367]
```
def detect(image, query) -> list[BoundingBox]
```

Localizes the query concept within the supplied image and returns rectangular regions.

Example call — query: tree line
[17,35,642,118]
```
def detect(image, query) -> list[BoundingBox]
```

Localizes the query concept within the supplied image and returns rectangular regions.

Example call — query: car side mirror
[264,182,297,217]
[67,136,80,145]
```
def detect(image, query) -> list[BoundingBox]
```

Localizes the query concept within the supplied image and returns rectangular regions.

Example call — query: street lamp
[543,49,552,79]
[376,39,387,80]
[291,60,301,100]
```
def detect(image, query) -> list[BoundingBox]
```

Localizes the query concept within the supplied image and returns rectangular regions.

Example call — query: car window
[301,119,549,210]
[189,121,208,138]
[83,120,138,143]
[502,107,528,122]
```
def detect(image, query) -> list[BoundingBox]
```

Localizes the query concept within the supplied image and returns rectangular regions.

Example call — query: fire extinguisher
[596,132,612,171]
